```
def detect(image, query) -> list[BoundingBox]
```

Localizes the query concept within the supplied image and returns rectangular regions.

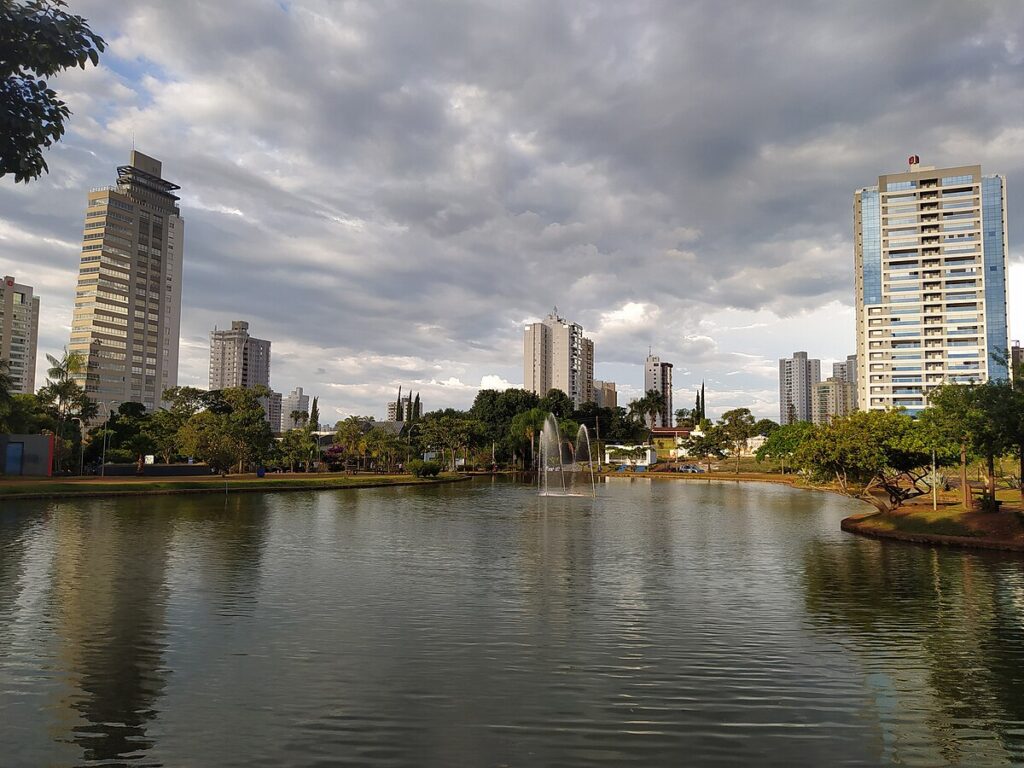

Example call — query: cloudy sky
[4,0,1024,422]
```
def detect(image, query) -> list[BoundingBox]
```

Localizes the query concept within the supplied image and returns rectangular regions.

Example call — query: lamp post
[99,400,118,477]
[70,417,85,476]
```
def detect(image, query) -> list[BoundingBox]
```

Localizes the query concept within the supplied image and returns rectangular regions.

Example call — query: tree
[675,407,694,429]
[289,409,308,430]
[178,387,274,473]
[509,408,548,469]
[418,413,480,471]
[538,389,573,419]
[753,418,779,437]
[309,396,319,431]
[755,421,814,473]
[0,359,14,431]
[37,348,91,471]
[333,415,373,469]
[177,411,237,474]
[631,389,666,429]
[682,425,727,472]
[795,410,937,510]
[718,407,756,473]
[1,0,105,182]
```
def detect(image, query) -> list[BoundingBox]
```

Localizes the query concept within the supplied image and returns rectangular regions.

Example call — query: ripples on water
[2,478,1024,766]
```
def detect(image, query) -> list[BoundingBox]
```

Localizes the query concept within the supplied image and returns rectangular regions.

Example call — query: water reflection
[49,501,174,763]
[802,539,1024,764]
[4,480,1024,766]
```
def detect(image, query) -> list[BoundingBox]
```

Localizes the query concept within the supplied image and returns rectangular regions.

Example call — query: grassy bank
[0,472,467,501]
[842,488,1024,552]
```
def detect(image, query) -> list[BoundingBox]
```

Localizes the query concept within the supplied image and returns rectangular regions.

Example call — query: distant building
[69,150,184,414]
[262,390,282,433]
[209,320,271,390]
[855,158,1009,413]
[1012,341,1022,383]
[0,276,40,394]
[523,309,594,408]
[281,387,310,431]
[779,351,821,424]
[831,354,858,410]
[644,353,673,427]
[593,380,617,409]
[811,377,855,425]
[386,388,422,421]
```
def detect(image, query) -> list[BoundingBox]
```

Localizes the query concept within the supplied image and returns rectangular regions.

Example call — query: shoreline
[0,473,470,502]
[840,509,1024,553]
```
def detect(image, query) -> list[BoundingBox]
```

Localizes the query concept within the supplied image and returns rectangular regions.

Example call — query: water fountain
[538,413,597,497]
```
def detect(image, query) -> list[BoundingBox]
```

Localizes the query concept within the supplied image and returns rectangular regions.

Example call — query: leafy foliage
[1,0,105,182]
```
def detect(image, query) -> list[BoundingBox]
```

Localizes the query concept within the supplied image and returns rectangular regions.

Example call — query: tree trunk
[960,443,973,511]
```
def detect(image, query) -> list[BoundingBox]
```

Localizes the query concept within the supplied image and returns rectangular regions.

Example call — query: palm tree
[334,415,369,470]
[43,349,85,472]
[510,408,547,470]
[290,409,308,430]
[630,390,666,429]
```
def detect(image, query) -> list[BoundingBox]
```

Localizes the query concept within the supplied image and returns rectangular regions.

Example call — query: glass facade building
[854,161,1009,413]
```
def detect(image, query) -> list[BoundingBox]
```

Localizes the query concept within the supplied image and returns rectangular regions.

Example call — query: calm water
[2,478,1024,766]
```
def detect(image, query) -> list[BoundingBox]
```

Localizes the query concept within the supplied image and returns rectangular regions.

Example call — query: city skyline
[3,1,1024,422]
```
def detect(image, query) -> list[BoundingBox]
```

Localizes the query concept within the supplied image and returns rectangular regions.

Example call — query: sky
[3,0,1024,423]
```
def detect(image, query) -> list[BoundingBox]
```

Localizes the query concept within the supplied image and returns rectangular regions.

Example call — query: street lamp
[99,400,118,477]
[70,417,85,476]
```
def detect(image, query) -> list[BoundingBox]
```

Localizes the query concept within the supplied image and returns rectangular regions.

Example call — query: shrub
[408,459,441,478]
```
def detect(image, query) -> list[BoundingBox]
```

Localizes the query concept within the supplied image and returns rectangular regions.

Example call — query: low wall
[1,434,54,477]
[98,463,214,477]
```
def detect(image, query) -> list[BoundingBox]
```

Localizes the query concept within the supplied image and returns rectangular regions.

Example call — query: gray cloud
[2,0,1023,421]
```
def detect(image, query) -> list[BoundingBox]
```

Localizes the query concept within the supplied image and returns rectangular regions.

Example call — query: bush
[408,459,441,478]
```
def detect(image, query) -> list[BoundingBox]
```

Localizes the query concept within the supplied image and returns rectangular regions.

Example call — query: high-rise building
[262,390,282,433]
[523,309,594,408]
[779,351,821,424]
[855,158,1009,413]
[209,320,271,390]
[811,377,855,425]
[281,387,310,431]
[69,151,184,414]
[644,353,673,427]
[593,380,618,409]
[0,276,40,394]
[831,354,858,410]
[1012,341,1022,383]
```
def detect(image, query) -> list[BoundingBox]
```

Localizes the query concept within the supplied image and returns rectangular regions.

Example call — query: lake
[2,477,1024,766]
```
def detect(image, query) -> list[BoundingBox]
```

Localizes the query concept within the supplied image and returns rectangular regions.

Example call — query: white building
[523,309,594,408]
[209,320,271,390]
[281,387,310,431]
[811,377,855,425]
[0,276,40,394]
[855,158,1009,413]
[69,151,184,415]
[779,351,821,424]
[644,353,673,427]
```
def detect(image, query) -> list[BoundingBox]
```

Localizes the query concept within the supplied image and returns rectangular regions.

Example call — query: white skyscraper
[69,151,184,414]
[644,353,673,427]
[523,309,594,408]
[855,158,1009,413]
[779,351,821,424]
[281,387,310,431]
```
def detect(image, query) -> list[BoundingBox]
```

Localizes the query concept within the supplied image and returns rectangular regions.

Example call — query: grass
[0,472,464,500]
[852,488,1024,544]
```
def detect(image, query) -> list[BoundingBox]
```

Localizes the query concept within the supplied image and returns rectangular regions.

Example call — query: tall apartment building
[644,353,674,427]
[831,354,858,410]
[523,309,594,408]
[281,387,310,431]
[209,320,271,390]
[1012,341,1022,383]
[593,380,618,409]
[0,276,40,394]
[779,351,821,424]
[855,158,1009,413]
[811,377,855,425]
[69,151,184,413]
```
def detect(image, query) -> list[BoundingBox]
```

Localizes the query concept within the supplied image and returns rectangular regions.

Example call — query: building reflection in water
[49,501,175,763]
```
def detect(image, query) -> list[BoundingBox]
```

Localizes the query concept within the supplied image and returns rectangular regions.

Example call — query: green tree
[630,389,666,430]
[177,411,237,474]
[718,407,756,473]
[37,348,92,471]
[419,413,479,471]
[0,358,14,431]
[753,418,779,437]
[178,387,274,473]
[509,407,548,469]
[538,388,573,419]
[755,421,814,473]
[333,415,373,469]
[682,425,727,472]
[309,396,319,431]
[1,0,105,182]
